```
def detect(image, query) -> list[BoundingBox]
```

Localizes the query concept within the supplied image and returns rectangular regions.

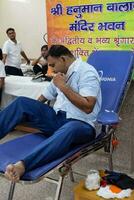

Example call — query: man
[0,45,101,182]
[32,45,48,75]
[2,28,30,76]
[0,48,6,104]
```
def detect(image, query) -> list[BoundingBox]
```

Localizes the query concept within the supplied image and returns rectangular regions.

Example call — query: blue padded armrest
[97,110,119,125]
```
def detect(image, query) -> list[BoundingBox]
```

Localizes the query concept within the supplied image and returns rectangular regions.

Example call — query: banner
[46,0,134,60]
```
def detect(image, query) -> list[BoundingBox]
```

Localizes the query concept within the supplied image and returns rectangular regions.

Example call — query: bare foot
[5,161,25,182]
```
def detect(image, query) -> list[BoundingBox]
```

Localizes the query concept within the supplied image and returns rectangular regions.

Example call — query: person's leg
[17,68,23,76]
[5,120,96,181]
[0,78,4,108]
[0,96,62,139]
[0,88,2,106]
[24,120,96,170]
[33,64,48,76]
[33,65,42,75]
[42,64,48,75]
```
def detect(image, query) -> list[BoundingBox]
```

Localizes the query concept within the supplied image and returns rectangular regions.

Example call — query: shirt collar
[66,57,82,78]
[8,39,19,45]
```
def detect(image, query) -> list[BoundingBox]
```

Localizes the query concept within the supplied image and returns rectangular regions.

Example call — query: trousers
[5,66,23,76]
[0,88,2,105]
[33,64,48,75]
[0,97,96,171]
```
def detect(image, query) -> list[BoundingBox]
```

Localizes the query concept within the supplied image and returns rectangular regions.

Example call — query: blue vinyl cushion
[87,51,134,112]
[97,110,119,125]
[0,133,91,181]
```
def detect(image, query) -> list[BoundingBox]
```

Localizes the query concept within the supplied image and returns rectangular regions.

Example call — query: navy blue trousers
[5,66,23,76]
[0,88,2,105]
[0,97,96,171]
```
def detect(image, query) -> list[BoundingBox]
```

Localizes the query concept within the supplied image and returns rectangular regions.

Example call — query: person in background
[0,48,6,104]
[2,28,30,76]
[0,45,101,182]
[31,45,48,75]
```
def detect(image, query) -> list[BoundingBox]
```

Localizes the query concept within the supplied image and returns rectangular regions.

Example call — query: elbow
[83,98,96,114]
[83,107,94,114]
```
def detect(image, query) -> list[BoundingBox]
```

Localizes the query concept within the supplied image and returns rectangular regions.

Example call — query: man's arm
[53,73,97,114]
[2,42,8,64]
[0,78,5,88]
[31,55,42,66]
[60,85,96,114]
[21,51,30,64]
[2,54,7,64]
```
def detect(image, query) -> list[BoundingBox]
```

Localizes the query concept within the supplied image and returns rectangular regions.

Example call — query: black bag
[104,170,134,189]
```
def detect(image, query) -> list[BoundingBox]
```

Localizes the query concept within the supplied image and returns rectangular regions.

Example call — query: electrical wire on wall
[43,33,48,44]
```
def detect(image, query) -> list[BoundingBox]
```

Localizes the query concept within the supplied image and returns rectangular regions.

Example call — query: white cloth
[2,39,22,68]
[4,76,50,99]
[42,57,102,127]
[20,63,33,73]
[0,60,6,77]
[97,185,132,199]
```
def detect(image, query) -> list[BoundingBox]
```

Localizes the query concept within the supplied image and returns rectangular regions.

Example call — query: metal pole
[69,167,75,182]
[54,176,64,200]
[8,182,16,200]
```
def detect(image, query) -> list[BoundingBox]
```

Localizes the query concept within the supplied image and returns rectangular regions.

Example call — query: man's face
[7,30,16,40]
[41,47,48,58]
[47,55,66,73]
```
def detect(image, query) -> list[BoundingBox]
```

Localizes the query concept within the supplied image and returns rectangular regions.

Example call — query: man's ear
[60,56,66,62]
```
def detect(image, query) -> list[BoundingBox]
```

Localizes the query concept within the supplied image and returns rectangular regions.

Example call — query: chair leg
[69,167,75,182]
[108,152,113,171]
[8,182,16,200]
[54,176,64,200]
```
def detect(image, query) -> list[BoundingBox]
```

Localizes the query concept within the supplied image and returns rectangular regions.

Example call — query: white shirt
[0,60,6,77]
[42,58,102,127]
[2,39,22,68]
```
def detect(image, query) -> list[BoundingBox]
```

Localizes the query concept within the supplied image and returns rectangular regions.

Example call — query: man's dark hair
[41,45,48,51]
[0,49,3,60]
[46,45,74,58]
[6,28,15,34]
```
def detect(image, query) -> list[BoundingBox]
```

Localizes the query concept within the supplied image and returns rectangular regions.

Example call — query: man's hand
[21,51,30,65]
[2,54,7,64]
[37,94,47,103]
[53,73,97,114]
[53,73,66,90]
